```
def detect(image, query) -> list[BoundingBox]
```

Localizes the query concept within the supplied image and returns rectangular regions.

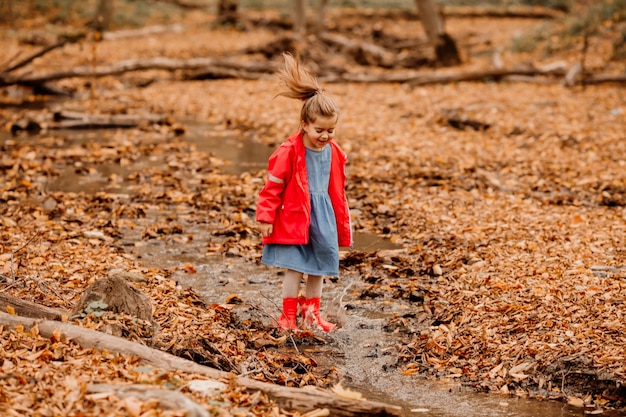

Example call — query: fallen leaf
[331,383,365,401]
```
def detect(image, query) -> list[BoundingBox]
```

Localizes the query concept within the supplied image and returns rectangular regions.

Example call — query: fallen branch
[0,57,223,87]
[10,111,173,133]
[86,383,210,417]
[51,110,172,129]
[184,66,271,81]
[324,5,563,22]
[102,24,185,41]
[318,33,395,67]
[360,66,564,85]
[4,50,620,89]
[581,73,626,85]
[1,37,74,74]
[0,312,403,417]
[0,293,68,321]
[442,5,565,19]
[151,0,208,10]
[0,56,278,88]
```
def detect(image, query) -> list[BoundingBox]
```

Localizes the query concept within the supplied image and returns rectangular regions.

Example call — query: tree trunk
[94,0,114,31]
[294,0,307,38]
[415,0,461,66]
[216,0,239,26]
[0,293,68,321]
[316,0,328,33]
[5,0,14,26]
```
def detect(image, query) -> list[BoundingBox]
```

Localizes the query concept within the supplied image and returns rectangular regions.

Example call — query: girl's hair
[275,52,339,124]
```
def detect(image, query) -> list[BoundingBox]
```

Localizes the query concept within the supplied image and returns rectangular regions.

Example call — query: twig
[0,51,23,73]
[10,232,41,281]
[256,294,282,323]
[286,332,300,355]
[31,275,67,302]
[207,341,238,372]
[0,279,21,292]
[3,38,71,74]
[561,369,570,395]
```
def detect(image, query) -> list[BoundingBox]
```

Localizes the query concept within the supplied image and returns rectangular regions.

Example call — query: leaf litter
[2,4,626,416]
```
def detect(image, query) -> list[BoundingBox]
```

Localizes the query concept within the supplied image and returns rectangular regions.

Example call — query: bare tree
[3,0,14,26]
[316,0,328,33]
[294,0,307,38]
[217,0,240,26]
[415,0,460,66]
[93,0,114,31]
[297,0,460,66]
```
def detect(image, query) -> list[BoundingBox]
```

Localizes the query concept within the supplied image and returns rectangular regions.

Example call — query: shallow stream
[18,123,617,417]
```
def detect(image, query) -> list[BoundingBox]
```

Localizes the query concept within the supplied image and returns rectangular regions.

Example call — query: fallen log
[50,110,171,129]
[184,66,270,81]
[152,0,208,10]
[581,73,626,85]
[319,63,567,84]
[0,57,223,87]
[102,24,185,41]
[11,110,172,132]
[319,33,395,67]
[5,52,619,89]
[0,56,274,88]
[355,66,565,85]
[442,5,564,19]
[0,311,403,417]
[322,5,563,22]
[0,293,68,321]
[86,383,210,417]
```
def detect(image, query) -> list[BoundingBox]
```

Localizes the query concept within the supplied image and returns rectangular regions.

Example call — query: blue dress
[261,145,339,276]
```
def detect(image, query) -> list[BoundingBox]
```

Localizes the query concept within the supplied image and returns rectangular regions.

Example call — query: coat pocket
[271,205,308,244]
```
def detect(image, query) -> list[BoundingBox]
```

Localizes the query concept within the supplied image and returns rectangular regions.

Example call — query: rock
[72,274,153,321]
[71,274,157,344]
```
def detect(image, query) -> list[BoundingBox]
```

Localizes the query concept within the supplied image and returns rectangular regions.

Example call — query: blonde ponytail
[275,52,339,124]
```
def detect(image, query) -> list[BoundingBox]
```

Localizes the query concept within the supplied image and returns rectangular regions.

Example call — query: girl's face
[301,115,338,151]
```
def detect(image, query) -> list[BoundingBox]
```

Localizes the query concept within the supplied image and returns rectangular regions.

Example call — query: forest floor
[1,3,626,416]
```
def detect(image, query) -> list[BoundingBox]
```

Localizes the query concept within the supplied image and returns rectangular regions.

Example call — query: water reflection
[183,122,274,176]
[48,162,143,194]
[44,122,274,193]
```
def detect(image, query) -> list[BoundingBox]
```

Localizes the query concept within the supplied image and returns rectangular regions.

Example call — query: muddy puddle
[10,125,616,417]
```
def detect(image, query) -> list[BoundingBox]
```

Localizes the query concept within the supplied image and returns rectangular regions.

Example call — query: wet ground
[28,125,619,417]
[128,243,590,417]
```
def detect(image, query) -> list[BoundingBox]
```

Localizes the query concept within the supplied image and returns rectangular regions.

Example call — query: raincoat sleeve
[256,146,292,225]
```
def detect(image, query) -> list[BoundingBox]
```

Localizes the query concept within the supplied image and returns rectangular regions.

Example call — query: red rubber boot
[299,297,337,332]
[278,297,299,330]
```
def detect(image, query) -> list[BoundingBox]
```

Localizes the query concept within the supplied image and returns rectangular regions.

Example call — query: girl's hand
[258,222,273,238]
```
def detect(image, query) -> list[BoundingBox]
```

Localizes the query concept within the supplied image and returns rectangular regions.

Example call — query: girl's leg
[301,275,336,331]
[282,269,302,298]
[278,269,302,330]
[304,274,323,299]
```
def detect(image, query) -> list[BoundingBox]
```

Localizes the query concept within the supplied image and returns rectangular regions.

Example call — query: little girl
[256,52,352,332]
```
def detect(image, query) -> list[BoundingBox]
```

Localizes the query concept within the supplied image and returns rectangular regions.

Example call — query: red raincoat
[256,131,352,247]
